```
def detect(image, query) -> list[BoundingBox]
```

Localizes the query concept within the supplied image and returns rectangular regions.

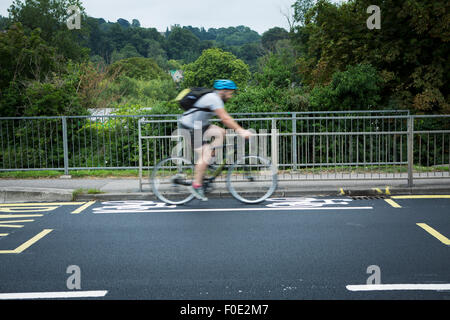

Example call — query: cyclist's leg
[204,125,225,151]
[193,125,225,184]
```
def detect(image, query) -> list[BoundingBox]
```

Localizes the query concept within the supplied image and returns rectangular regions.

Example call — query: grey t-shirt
[179,91,224,129]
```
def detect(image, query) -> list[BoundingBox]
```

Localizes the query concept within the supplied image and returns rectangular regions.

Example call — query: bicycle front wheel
[227,156,278,204]
[151,157,195,205]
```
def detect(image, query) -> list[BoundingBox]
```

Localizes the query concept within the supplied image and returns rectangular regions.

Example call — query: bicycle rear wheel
[227,156,278,204]
[151,157,195,205]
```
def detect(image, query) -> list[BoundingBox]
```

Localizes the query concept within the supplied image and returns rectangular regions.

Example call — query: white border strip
[0,290,108,300]
[94,207,373,214]
[346,284,450,292]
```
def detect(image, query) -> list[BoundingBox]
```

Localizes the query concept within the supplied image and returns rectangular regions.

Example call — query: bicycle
[151,142,278,205]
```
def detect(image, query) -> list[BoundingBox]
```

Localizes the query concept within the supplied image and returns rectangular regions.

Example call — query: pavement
[0,174,450,203]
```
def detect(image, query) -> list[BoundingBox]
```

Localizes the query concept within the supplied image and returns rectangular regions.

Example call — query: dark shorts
[179,123,211,151]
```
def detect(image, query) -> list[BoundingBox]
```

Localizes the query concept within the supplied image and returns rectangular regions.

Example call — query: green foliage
[0,23,76,117]
[110,44,142,63]
[215,26,260,47]
[309,64,382,111]
[8,0,89,61]
[261,27,289,51]
[291,0,450,113]
[182,48,251,89]
[108,57,170,81]
[166,26,201,63]
[0,15,10,30]
[255,54,292,88]
[85,17,165,65]
[226,86,308,113]
[254,39,299,89]
[0,23,61,87]
[22,78,86,116]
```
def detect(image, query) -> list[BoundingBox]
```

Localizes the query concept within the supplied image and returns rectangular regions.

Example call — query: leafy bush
[182,48,251,89]
[22,78,86,117]
[107,77,178,107]
[226,86,308,113]
[108,57,170,81]
[309,64,383,111]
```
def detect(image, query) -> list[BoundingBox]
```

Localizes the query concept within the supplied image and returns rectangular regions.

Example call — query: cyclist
[179,79,252,201]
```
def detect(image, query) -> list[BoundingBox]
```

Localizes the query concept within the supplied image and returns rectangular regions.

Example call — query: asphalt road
[1,195,449,301]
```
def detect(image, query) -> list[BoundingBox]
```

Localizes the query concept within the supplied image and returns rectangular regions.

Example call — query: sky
[0,0,297,34]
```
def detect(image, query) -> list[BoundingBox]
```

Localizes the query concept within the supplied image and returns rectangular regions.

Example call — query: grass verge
[0,166,448,179]
[72,188,104,201]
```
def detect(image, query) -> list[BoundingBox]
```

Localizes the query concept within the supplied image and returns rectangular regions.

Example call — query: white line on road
[346,284,450,292]
[0,290,108,300]
[94,207,373,214]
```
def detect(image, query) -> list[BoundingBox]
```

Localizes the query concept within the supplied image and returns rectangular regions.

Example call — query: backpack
[175,88,214,111]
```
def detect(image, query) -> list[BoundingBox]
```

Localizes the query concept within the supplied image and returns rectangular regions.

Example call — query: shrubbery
[308,64,383,111]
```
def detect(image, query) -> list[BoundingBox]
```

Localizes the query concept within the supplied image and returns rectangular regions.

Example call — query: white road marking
[94,207,373,214]
[346,284,450,291]
[0,290,108,300]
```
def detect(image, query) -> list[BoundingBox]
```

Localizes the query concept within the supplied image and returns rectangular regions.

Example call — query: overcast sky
[0,0,298,34]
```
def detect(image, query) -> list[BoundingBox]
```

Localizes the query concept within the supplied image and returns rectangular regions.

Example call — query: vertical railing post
[292,113,298,171]
[271,118,279,171]
[138,119,143,192]
[62,116,69,176]
[407,115,414,187]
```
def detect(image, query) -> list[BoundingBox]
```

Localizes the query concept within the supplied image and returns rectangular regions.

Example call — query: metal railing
[1,110,449,188]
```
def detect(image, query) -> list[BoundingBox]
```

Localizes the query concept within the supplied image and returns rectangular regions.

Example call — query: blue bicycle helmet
[213,79,238,90]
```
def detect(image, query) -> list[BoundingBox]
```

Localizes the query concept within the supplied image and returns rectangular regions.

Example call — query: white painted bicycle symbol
[265,197,352,208]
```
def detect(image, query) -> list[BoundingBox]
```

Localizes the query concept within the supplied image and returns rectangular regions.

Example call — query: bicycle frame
[202,144,237,190]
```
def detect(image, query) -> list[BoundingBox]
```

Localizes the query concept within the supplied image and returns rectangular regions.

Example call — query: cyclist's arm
[214,108,251,138]
[214,108,242,131]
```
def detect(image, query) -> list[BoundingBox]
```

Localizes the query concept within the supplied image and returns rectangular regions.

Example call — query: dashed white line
[0,290,108,300]
[346,284,450,291]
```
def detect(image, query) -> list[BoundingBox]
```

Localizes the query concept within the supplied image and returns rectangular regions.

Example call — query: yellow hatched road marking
[0,219,34,224]
[71,201,96,214]
[384,199,402,208]
[0,214,43,218]
[417,223,450,245]
[392,195,450,199]
[0,224,23,228]
[0,229,53,254]
[0,207,57,213]
[0,203,85,207]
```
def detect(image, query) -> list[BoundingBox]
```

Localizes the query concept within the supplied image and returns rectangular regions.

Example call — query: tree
[237,42,265,71]
[0,23,61,92]
[0,23,92,116]
[7,0,89,61]
[108,57,170,81]
[255,39,299,88]
[117,18,130,28]
[0,15,10,30]
[261,27,289,51]
[255,53,292,89]
[215,25,261,46]
[182,48,251,89]
[166,26,201,62]
[291,0,449,113]
[309,64,383,111]
[292,0,316,26]
[131,19,140,28]
[110,44,142,63]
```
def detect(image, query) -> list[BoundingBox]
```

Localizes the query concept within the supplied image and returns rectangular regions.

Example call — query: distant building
[169,70,184,83]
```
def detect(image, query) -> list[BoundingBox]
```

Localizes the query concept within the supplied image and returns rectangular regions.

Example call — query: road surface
[1,195,449,301]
